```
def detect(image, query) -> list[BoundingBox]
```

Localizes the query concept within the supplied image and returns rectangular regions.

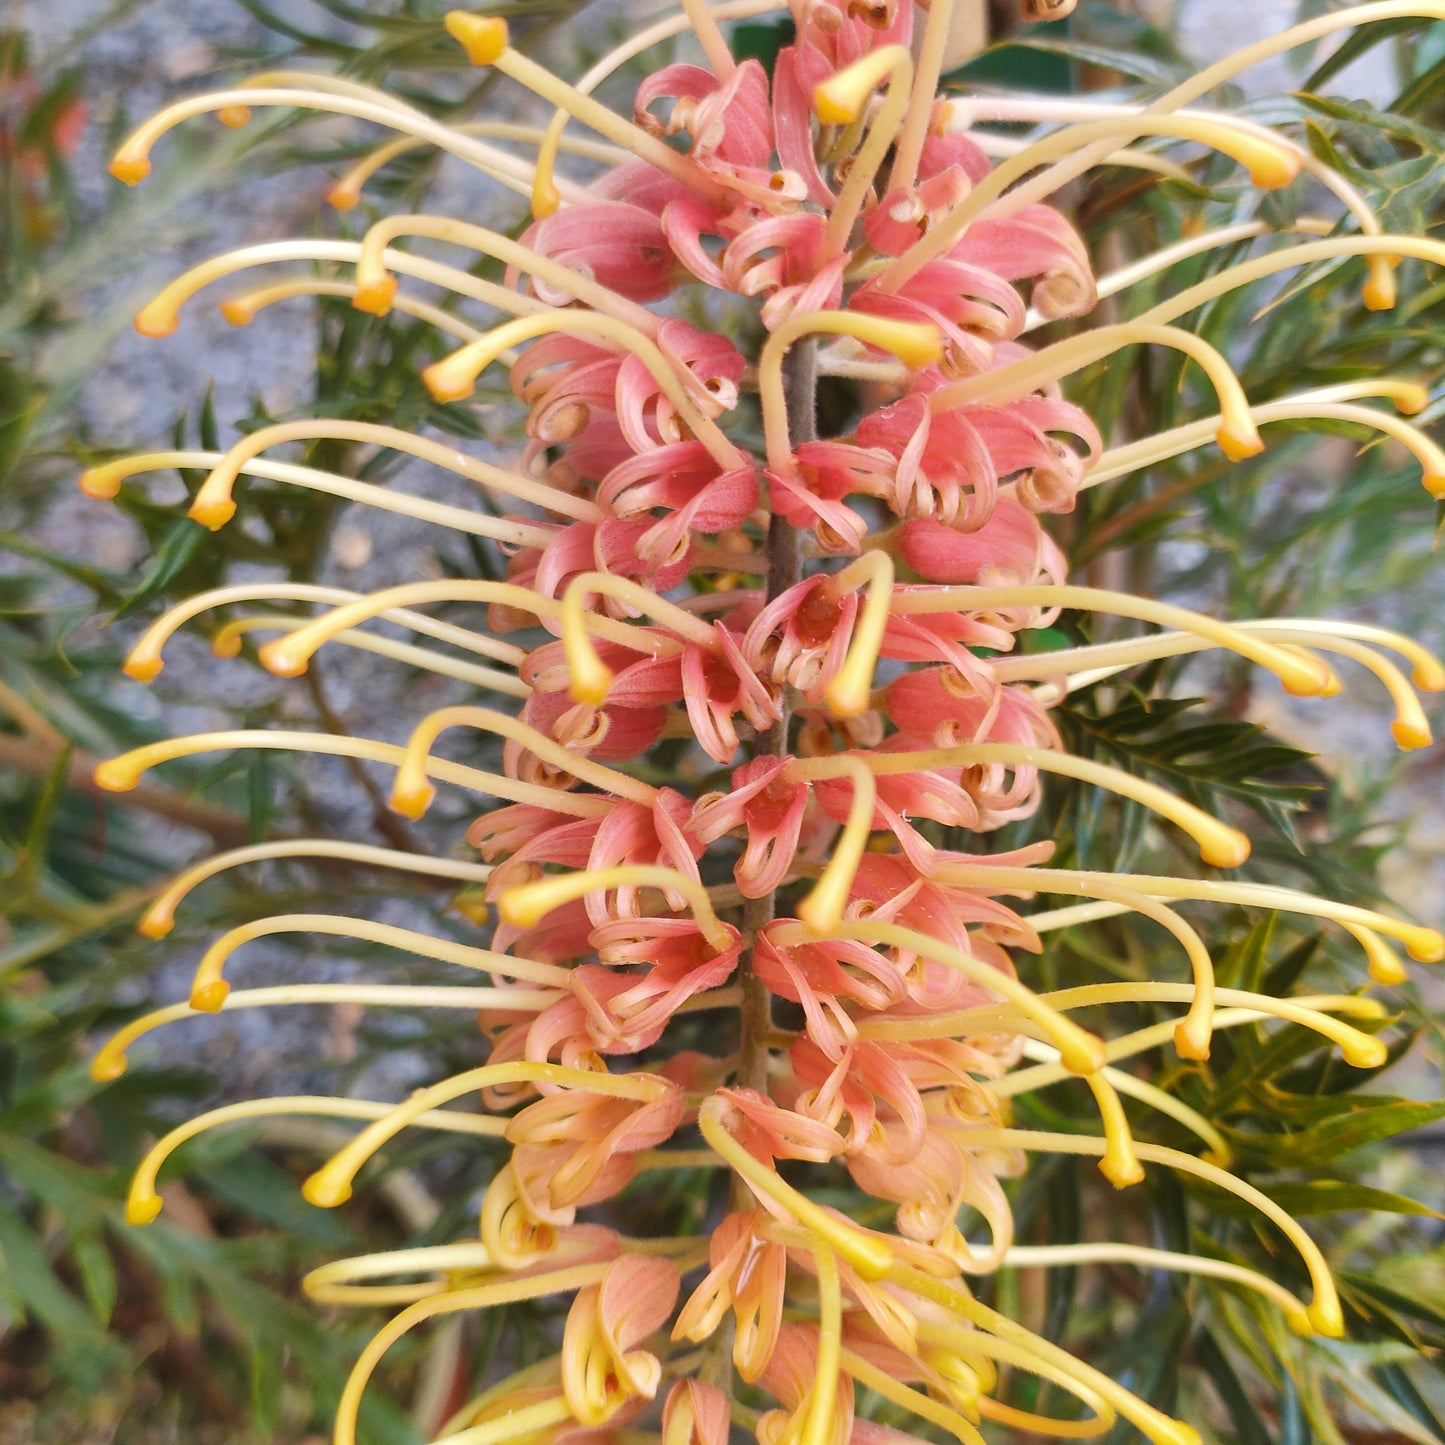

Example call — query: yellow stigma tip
[421,360,476,403]
[796,894,844,936]
[389,781,436,821]
[326,183,361,212]
[79,466,123,500]
[1412,663,1445,693]
[134,304,178,339]
[1286,1307,1316,1336]
[1392,383,1428,415]
[91,1051,128,1083]
[1279,657,1335,698]
[123,654,163,683]
[1307,1299,1345,1339]
[126,1194,164,1226]
[220,299,255,326]
[302,1172,352,1209]
[497,889,544,929]
[352,276,397,316]
[823,679,871,719]
[1173,1020,1212,1062]
[218,104,252,128]
[1342,1037,1389,1069]
[1101,1155,1146,1189]
[531,178,561,220]
[445,12,510,65]
[189,498,237,531]
[1216,424,1265,463]
[1391,719,1432,751]
[190,980,230,1013]
[1199,828,1250,870]
[1362,277,1397,312]
[1404,928,1444,964]
[1246,156,1300,191]
[1422,473,1445,499]
[94,759,140,793]
[813,84,862,127]
[258,640,309,677]
[136,910,175,939]
[1367,955,1408,987]
[110,154,151,185]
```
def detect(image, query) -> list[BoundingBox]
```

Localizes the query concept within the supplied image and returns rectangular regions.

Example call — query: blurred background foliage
[0,1,1442,1442]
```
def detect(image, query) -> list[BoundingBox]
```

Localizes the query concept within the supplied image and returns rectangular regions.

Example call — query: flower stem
[736,343,813,1102]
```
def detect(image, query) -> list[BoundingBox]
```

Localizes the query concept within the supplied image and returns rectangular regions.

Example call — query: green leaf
[1194,1328,1275,1445]
[1221,1099,1445,1168]
[1262,1180,1441,1218]
[111,517,211,622]
[68,1226,118,1326]
[0,1193,112,1358]
[1302,18,1419,90]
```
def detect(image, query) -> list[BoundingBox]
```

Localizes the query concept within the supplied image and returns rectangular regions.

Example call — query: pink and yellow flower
[86,0,1445,1441]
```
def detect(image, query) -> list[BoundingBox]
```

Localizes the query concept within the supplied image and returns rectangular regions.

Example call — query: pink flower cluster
[91,1,1445,1439]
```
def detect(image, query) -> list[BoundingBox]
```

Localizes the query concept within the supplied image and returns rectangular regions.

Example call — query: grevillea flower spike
[91,0,1445,1440]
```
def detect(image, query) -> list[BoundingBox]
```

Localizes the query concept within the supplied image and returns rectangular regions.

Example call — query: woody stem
[734,342,813,1103]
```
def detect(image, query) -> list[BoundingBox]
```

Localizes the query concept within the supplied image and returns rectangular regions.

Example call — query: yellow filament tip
[1101,1150,1146,1190]
[1340,1034,1389,1070]
[811,45,908,126]
[133,301,179,338]
[126,1193,164,1226]
[218,104,252,128]
[109,152,151,186]
[122,650,163,683]
[1274,650,1335,698]
[1239,144,1300,192]
[562,579,616,704]
[91,1044,129,1083]
[258,638,311,677]
[1404,928,1444,964]
[1215,420,1265,463]
[1412,660,1445,692]
[1391,718,1432,750]
[190,980,231,1013]
[302,1169,353,1209]
[94,758,142,793]
[531,172,561,220]
[1307,1297,1345,1339]
[352,273,398,316]
[1362,258,1396,312]
[1390,381,1429,416]
[389,767,438,821]
[1355,929,1407,986]
[445,12,510,66]
[79,463,126,500]
[1196,822,1250,870]
[1173,1017,1213,1063]
[220,298,256,326]
[137,906,175,939]
[499,878,568,930]
[421,354,480,403]
[188,496,238,531]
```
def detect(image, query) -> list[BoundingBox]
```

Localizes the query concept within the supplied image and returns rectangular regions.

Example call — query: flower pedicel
[89,2,1445,1440]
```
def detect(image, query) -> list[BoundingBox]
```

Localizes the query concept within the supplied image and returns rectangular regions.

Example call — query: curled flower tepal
[90,1,1445,1441]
